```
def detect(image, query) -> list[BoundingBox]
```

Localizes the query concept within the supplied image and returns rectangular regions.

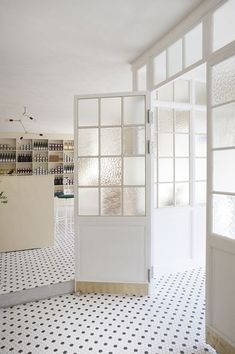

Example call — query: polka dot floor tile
[0,207,74,294]
[0,268,217,353]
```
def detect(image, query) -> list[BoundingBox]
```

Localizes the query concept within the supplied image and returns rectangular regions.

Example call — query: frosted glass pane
[154,51,166,85]
[195,181,206,204]
[158,134,173,157]
[123,96,145,125]
[175,158,189,181]
[158,158,173,182]
[100,97,121,126]
[168,39,183,77]
[195,158,206,181]
[78,99,98,126]
[78,128,98,156]
[78,188,99,215]
[175,110,190,133]
[124,157,145,185]
[101,188,122,216]
[123,188,145,216]
[213,102,235,148]
[195,111,206,134]
[157,82,174,101]
[158,183,174,207]
[101,157,122,186]
[158,108,174,132]
[195,135,207,157]
[175,183,189,206]
[101,128,121,156]
[174,80,190,103]
[185,23,202,67]
[213,194,235,239]
[212,55,235,106]
[137,65,147,91]
[213,0,235,52]
[213,150,235,193]
[175,134,189,157]
[195,81,206,106]
[78,158,98,186]
[123,127,145,155]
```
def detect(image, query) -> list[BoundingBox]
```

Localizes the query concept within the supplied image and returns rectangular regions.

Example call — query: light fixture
[8,107,44,139]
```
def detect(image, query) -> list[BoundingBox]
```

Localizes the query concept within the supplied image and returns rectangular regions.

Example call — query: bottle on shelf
[0,153,16,162]
[17,154,32,162]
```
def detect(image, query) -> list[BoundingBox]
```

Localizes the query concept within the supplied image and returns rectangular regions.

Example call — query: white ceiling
[0,0,203,134]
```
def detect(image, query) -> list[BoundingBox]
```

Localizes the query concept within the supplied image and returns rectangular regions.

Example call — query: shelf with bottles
[17,152,33,163]
[33,140,48,151]
[63,152,74,163]
[63,165,74,174]
[48,151,63,163]
[0,168,16,175]
[49,164,63,175]
[17,168,33,175]
[0,139,16,151]
[33,152,48,163]
[63,140,74,151]
[48,140,63,151]
[17,139,32,151]
[33,166,48,175]
[0,152,16,163]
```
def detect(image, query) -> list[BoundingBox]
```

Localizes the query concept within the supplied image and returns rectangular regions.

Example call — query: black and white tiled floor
[0,207,74,294]
[0,268,217,354]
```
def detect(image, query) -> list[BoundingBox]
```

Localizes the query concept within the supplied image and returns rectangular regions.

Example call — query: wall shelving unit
[0,138,74,195]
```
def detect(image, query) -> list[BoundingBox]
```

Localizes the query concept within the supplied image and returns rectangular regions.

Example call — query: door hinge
[147,140,151,154]
[147,109,153,124]
[147,267,154,282]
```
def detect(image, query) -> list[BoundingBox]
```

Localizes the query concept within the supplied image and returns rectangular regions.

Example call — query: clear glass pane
[101,188,122,216]
[78,158,99,186]
[124,157,145,185]
[123,187,145,216]
[195,81,207,106]
[212,55,235,106]
[78,99,98,126]
[100,97,121,126]
[185,23,202,67]
[137,65,147,91]
[213,102,235,148]
[195,110,207,134]
[158,134,173,157]
[123,96,145,125]
[78,188,99,215]
[213,0,235,52]
[213,194,235,239]
[195,135,207,157]
[157,82,174,101]
[195,158,207,181]
[101,157,122,186]
[123,127,145,155]
[101,128,121,156]
[175,158,189,181]
[158,183,174,207]
[158,158,173,182]
[213,150,235,193]
[158,108,174,132]
[195,181,206,204]
[154,51,166,85]
[168,39,183,77]
[78,128,98,156]
[175,183,189,206]
[175,134,189,157]
[175,110,190,133]
[174,80,190,103]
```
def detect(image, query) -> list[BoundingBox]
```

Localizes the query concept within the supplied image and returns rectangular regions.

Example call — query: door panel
[206,47,235,349]
[74,92,152,294]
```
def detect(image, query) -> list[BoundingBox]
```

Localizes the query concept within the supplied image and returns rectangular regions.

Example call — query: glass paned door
[74,92,152,291]
[206,48,235,347]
